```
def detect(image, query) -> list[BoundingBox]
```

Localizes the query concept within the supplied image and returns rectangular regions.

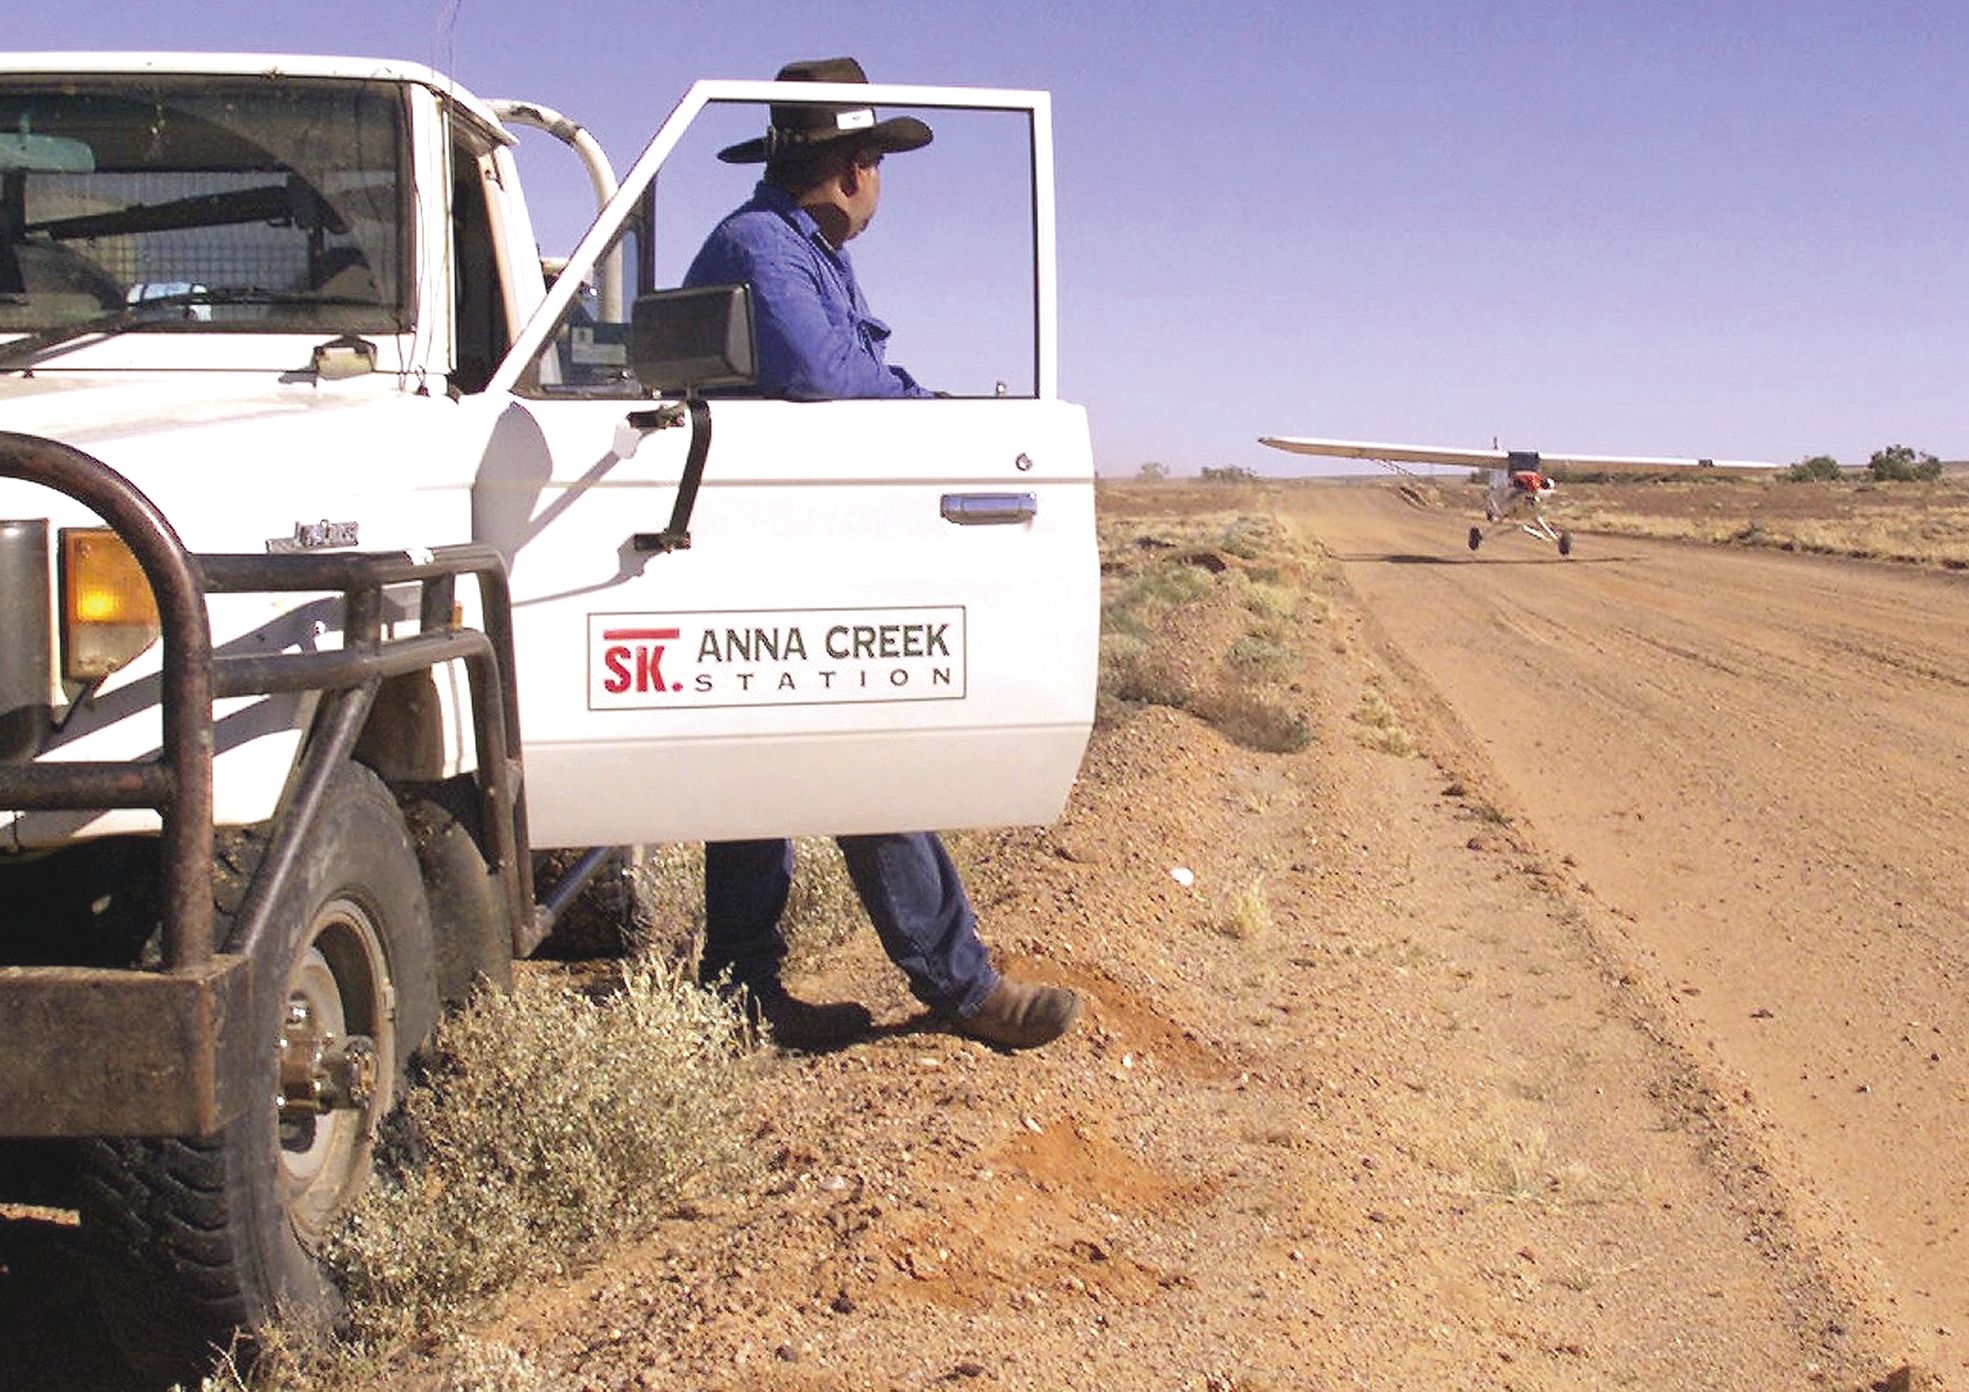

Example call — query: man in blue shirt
[682,58,1080,1053]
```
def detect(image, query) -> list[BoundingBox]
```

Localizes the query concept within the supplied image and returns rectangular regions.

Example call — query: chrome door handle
[941,492,1038,525]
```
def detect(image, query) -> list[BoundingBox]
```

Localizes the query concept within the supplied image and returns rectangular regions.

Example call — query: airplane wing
[1258,436,1509,468]
[1258,435,1778,472]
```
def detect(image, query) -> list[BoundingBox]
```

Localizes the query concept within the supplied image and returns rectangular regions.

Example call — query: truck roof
[0,51,513,142]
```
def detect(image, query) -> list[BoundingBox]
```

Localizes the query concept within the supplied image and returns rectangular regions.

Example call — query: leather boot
[955,978,1082,1049]
[756,993,873,1051]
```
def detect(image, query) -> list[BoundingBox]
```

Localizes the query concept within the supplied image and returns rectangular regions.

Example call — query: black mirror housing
[629,284,758,395]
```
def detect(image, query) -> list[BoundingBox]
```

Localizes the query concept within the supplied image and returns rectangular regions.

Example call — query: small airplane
[1257,435,1777,557]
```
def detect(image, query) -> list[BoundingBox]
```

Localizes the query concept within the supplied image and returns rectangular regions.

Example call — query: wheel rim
[276,896,395,1247]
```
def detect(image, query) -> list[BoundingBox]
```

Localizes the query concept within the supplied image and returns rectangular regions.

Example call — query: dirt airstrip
[6,479,1965,1390]
[448,482,1966,1390]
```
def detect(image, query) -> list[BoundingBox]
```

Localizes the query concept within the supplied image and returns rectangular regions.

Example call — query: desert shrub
[1786,454,1842,482]
[326,958,761,1347]
[1103,563,1213,643]
[1099,629,1195,710]
[777,838,866,968]
[1240,578,1298,622]
[1868,444,1943,482]
[1218,514,1284,559]
[1199,688,1312,753]
[1217,875,1273,941]
[1225,633,1297,679]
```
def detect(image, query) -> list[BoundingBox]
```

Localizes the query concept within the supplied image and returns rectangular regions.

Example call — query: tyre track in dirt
[1285,482,1969,1387]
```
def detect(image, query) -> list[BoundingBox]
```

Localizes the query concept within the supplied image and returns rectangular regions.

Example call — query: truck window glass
[0,76,409,336]
[449,127,510,394]
[522,208,646,395]
[520,102,1037,400]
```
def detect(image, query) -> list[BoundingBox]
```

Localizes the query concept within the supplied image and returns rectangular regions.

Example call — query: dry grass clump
[1225,632,1297,679]
[1217,875,1273,941]
[1098,509,1319,753]
[1196,688,1313,754]
[331,958,760,1347]
[1351,685,1417,757]
[192,956,759,1390]
[1099,629,1199,714]
[1240,578,1300,624]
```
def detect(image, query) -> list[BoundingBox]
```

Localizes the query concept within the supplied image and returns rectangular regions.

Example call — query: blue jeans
[701,833,999,1017]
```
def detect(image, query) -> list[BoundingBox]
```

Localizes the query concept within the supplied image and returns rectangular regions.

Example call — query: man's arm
[687,231,931,401]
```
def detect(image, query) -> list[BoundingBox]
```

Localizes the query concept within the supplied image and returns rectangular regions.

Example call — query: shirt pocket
[858,313,893,349]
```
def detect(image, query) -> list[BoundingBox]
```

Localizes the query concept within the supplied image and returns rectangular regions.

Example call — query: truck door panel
[477,396,1095,847]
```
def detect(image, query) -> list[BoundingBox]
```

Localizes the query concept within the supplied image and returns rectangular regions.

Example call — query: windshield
[0,75,410,338]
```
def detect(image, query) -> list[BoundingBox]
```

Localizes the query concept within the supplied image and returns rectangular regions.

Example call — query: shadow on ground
[0,1215,147,1390]
[1340,551,1637,566]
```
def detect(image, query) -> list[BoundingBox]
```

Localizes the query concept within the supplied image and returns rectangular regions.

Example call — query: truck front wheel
[78,764,437,1382]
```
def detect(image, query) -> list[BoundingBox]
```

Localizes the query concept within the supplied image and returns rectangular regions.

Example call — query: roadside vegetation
[190,894,791,1391]
[195,951,759,1391]
[1095,488,1323,754]
[192,827,901,1392]
[1543,465,1969,570]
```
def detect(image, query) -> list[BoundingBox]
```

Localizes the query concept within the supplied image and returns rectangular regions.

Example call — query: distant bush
[1867,444,1942,482]
[1200,465,1260,484]
[1786,454,1842,482]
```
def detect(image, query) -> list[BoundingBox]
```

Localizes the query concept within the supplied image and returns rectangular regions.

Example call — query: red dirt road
[1286,482,1969,1385]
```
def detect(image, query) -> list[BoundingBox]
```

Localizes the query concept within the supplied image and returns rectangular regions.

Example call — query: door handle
[941,492,1037,525]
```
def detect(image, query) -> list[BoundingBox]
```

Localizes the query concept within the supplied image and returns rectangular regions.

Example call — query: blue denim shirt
[683,182,931,401]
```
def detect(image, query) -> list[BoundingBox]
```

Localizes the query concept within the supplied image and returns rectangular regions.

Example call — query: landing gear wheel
[1558,530,1573,557]
[1468,526,1483,552]
[78,764,436,1384]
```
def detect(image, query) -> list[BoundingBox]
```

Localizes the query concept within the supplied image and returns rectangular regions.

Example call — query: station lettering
[589,608,965,710]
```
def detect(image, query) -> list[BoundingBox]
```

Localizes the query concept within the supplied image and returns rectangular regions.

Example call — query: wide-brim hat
[717,56,934,164]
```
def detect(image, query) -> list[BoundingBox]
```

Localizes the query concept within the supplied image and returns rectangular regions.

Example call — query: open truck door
[480,79,1096,848]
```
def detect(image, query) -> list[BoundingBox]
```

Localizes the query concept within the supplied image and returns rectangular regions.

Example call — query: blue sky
[8,1,1966,473]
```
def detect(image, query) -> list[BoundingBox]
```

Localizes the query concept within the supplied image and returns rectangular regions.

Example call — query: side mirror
[629,283,757,395]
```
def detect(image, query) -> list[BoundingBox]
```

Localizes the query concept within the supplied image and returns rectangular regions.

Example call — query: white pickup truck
[0,53,1096,1375]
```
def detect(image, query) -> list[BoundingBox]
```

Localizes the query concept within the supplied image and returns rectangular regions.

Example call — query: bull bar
[0,431,534,1137]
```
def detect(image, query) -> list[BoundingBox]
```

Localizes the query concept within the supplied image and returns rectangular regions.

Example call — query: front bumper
[0,954,255,1136]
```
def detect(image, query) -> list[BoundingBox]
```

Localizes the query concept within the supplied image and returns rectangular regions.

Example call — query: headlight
[60,527,160,681]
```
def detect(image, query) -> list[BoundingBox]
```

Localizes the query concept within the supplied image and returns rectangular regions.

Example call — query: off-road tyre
[77,763,437,1384]
[400,776,514,1003]
[530,846,653,959]
[1468,526,1483,552]
[1558,530,1573,557]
